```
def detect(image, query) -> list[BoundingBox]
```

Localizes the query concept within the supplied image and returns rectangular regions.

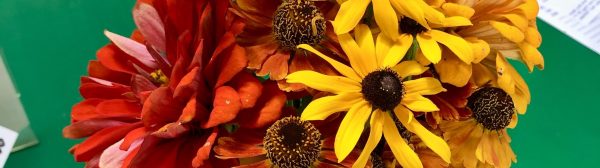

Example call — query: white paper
[538,0,600,54]
[0,125,18,167]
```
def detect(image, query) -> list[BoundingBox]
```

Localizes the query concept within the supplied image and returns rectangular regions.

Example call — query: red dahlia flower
[64,0,286,167]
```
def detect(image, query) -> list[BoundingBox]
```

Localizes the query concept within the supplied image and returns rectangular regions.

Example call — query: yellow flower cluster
[284,0,544,168]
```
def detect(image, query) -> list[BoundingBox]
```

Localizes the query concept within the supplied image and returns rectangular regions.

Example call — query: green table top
[1,0,599,167]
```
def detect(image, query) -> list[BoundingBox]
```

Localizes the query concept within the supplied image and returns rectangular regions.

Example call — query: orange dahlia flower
[64,0,286,167]
[231,0,344,89]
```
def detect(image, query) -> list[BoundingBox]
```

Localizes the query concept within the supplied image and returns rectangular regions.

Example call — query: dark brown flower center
[273,0,326,50]
[264,116,321,168]
[361,68,404,111]
[467,87,515,130]
[399,17,427,36]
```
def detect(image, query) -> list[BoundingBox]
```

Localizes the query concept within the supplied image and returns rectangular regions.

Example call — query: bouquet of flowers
[63,0,544,167]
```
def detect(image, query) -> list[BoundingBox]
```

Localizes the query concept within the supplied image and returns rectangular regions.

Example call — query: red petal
[192,128,219,168]
[213,137,265,159]
[131,74,157,94]
[236,81,286,129]
[95,99,142,119]
[179,95,210,123]
[168,31,193,90]
[96,44,137,74]
[256,51,290,80]
[127,136,181,168]
[230,72,263,109]
[79,82,131,99]
[63,119,128,139]
[133,3,166,53]
[88,60,131,85]
[71,99,103,122]
[120,127,148,151]
[205,34,248,88]
[105,30,158,69]
[173,67,202,101]
[73,122,143,162]
[202,86,241,128]
[120,146,140,168]
[151,122,190,138]
[141,87,181,130]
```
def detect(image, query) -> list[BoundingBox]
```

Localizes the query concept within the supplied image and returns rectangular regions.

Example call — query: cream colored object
[0,49,38,153]
[538,0,600,55]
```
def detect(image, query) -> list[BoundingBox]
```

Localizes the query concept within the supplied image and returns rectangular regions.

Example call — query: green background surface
[1,0,599,167]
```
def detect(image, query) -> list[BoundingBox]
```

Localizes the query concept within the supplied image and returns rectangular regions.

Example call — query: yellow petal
[298,44,361,81]
[402,95,439,112]
[404,77,446,96]
[382,112,423,168]
[392,60,429,78]
[354,24,376,58]
[373,0,401,41]
[519,42,544,71]
[417,33,442,64]
[433,53,472,87]
[525,26,542,48]
[286,71,361,94]
[418,1,445,25]
[441,16,472,27]
[394,107,451,163]
[441,3,474,18]
[519,0,539,20]
[489,21,525,43]
[339,33,377,76]
[431,30,474,63]
[501,14,528,32]
[382,34,412,67]
[375,33,393,66]
[333,0,371,34]
[390,0,429,29]
[301,93,363,120]
[394,104,413,124]
[511,91,528,114]
[495,54,516,95]
[471,63,494,86]
[353,110,384,168]
[465,37,490,64]
[335,101,372,162]
[507,113,518,129]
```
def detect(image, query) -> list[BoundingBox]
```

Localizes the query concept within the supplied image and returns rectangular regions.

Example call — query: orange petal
[236,81,286,129]
[192,128,219,167]
[214,137,266,159]
[257,51,290,80]
[202,86,242,128]
[231,72,264,109]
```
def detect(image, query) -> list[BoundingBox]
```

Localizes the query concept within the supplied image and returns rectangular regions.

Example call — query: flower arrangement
[63,0,544,167]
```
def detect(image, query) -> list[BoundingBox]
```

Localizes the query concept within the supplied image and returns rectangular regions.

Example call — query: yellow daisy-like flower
[433,0,542,113]
[286,24,450,168]
[376,2,475,65]
[333,0,445,35]
[440,86,519,168]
